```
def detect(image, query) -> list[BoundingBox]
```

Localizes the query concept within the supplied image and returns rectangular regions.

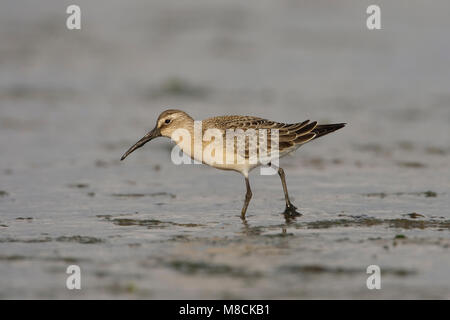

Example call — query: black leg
[277,167,301,217]
[241,177,252,220]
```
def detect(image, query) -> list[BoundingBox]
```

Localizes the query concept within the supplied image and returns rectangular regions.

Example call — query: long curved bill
[120,127,161,161]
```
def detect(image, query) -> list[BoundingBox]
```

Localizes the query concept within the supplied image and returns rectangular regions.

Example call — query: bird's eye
[165,119,171,124]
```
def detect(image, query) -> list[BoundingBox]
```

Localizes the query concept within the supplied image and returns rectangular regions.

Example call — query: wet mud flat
[1,0,450,299]
[1,158,449,299]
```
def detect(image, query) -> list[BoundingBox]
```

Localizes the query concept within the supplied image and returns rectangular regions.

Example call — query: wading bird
[121,109,345,220]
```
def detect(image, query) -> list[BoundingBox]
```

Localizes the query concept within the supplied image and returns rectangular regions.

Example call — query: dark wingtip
[312,122,347,139]
[333,123,347,130]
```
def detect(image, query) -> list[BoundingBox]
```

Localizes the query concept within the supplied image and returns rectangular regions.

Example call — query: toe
[283,205,302,217]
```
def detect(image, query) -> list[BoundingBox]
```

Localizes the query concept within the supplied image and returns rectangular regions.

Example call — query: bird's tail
[312,123,346,139]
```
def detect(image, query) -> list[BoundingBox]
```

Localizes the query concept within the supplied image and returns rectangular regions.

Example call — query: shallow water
[1,0,449,299]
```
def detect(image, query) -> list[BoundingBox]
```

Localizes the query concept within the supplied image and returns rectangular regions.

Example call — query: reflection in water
[240,212,297,236]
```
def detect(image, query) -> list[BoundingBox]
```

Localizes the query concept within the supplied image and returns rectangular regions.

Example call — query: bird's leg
[278,167,301,217]
[241,177,252,220]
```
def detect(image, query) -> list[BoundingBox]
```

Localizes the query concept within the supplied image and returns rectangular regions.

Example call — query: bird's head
[120,109,193,161]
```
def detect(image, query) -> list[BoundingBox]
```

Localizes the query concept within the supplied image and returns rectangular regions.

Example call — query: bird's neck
[172,118,205,163]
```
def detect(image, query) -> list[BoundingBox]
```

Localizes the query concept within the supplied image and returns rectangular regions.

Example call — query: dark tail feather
[312,123,346,139]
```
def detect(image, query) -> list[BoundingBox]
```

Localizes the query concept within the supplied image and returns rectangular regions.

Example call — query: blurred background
[0,0,449,299]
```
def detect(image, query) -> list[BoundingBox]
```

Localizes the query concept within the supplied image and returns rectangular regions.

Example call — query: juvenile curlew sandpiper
[121,109,345,220]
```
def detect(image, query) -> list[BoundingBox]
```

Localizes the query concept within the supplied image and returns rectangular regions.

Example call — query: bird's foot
[283,203,302,217]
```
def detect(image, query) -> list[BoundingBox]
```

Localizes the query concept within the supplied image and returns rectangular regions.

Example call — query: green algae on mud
[0,237,53,243]
[0,254,89,263]
[111,192,176,199]
[55,235,104,244]
[299,217,450,230]
[397,161,427,168]
[364,191,438,198]
[15,217,33,221]
[165,260,262,278]
[67,183,89,189]
[0,235,103,244]
[280,264,415,277]
[111,218,168,228]
[99,215,204,229]
[403,212,426,219]
[148,77,210,99]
